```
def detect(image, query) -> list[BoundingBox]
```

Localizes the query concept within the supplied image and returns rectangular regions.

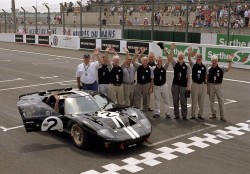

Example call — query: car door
[17,96,65,132]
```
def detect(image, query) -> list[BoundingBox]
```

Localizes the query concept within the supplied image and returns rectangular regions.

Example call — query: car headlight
[97,129,115,139]
[140,118,151,130]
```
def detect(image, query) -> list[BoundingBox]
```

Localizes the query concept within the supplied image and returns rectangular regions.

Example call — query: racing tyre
[71,124,88,149]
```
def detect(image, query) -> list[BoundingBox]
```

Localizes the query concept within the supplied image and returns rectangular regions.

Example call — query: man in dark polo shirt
[207,54,232,122]
[170,43,191,120]
[107,51,124,105]
[133,47,154,112]
[98,55,110,96]
[188,47,207,120]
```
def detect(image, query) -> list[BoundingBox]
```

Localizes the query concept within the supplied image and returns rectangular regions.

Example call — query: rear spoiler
[19,87,72,99]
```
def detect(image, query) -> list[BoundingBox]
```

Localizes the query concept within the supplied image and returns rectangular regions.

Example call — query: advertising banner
[101,40,120,52]
[127,41,149,55]
[51,35,79,50]
[206,47,250,65]
[15,34,24,43]
[38,35,50,45]
[26,35,36,44]
[217,34,250,47]
[163,43,202,61]
[80,38,96,49]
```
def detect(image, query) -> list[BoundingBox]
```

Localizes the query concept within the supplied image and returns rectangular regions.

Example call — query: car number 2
[41,116,63,132]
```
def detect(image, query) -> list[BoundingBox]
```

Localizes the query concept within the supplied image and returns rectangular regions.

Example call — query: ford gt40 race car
[17,88,152,149]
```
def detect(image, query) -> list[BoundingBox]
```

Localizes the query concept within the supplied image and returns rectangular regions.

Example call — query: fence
[0,0,250,44]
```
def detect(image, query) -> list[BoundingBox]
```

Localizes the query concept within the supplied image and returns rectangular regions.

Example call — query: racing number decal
[41,116,63,132]
[97,111,119,118]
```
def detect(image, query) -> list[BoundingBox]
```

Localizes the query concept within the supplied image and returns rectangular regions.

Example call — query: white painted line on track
[0,125,24,132]
[0,78,24,83]
[224,78,250,84]
[40,75,58,79]
[0,59,11,62]
[48,58,61,60]
[215,99,237,105]
[0,80,75,92]
[144,123,217,147]
[0,48,80,60]
[170,104,191,109]
[32,61,69,65]
[59,82,76,86]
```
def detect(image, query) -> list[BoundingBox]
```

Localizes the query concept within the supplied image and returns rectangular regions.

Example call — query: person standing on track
[188,47,207,120]
[152,48,171,119]
[107,46,124,105]
[133,47,154,112]
[97,49,111,96]
[169,43,191,120]
[76,49,101,91]
[207,54,233,122]
[122,47,136,106]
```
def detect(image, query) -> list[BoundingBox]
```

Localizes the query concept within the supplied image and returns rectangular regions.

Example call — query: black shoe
[183,117,188,120]
[190,116,196,119]
[220,117,227,122]
[153,114,160,118]
[165,114,171,119]
[148,108,153,111]
[197,116,205,120]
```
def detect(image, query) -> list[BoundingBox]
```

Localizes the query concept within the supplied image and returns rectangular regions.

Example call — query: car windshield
[64,94,114,115]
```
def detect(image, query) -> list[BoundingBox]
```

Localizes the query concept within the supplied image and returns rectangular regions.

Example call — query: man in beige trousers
[188,47,207,120]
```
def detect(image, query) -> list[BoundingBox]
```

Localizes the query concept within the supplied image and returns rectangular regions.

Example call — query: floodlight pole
[151,0,154,41]
[60,3,66,35]
[21,7,26,34]
[32,6,38,34]
[11,0,16,33]
[77,1,83,36]
[185,0,189,43]
[2,9,7,33]
[227,0,231,46]
[44,4,51,32]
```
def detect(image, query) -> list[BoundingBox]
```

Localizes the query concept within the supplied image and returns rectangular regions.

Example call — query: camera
[185,90,191,98]
[157,42,164,50]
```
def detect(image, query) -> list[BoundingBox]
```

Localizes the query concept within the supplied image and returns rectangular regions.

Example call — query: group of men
[76,43,233,122]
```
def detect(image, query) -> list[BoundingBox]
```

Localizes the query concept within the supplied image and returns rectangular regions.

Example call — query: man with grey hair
[122,47,137,106]
[207,54,233,122]
[169,43,191,120]
[133,47,154,112]
[152,47,171,118]
[107,47,124,105]
[188,47,207,120]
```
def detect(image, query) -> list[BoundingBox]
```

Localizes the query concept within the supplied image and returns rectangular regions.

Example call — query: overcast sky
[1,0,87,10]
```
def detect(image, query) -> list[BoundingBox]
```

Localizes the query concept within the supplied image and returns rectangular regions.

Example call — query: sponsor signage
[206,47,250,65]
[217,34,250,47]
[127,41,149,55]
[38,35,49,45]
[80,38,96,49]
[101,40,120,52]
[15,34,23,42]
[26,35,35,44]
[163,43,202,60]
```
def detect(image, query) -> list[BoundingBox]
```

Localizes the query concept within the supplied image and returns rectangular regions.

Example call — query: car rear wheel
[71,124,88,149]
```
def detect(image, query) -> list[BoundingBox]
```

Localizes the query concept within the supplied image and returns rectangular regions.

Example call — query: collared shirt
[121,63,136,84]
[76,61,99,84]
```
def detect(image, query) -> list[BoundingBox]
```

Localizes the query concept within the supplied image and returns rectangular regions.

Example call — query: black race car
[17,88,152,149]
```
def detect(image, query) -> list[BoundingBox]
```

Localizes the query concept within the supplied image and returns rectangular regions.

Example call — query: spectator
[207,54,233,122]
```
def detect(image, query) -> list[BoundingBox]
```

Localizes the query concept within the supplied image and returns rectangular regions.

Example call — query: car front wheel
[71,124,88,149]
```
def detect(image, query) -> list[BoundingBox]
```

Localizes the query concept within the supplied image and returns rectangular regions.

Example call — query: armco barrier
[0,33,249,69]
[0,33,15,42]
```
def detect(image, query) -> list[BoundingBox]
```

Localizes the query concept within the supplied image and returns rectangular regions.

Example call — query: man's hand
[93,47,100,55]
[123,47,129,54]
[188,47,192,55]
[227,54,234,62]
[140,47,146,54]
[134,47,140,55]
[170,43,176,50]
